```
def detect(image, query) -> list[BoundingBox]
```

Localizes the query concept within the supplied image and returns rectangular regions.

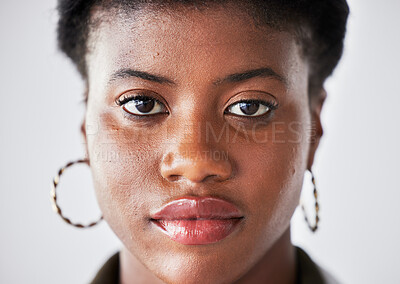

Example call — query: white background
[1,0,399,283]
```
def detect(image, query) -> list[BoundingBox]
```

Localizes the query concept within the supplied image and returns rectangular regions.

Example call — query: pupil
[239,102,259,115]
[136,99,155,113]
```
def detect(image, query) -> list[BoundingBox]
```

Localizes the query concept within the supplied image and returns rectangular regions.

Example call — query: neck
[234,227,297,284]
[120,227,296,284]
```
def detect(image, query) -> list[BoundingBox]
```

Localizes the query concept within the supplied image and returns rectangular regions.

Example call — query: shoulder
[318,265,341,284]
[90,252,120,284]
[295,246,341,284]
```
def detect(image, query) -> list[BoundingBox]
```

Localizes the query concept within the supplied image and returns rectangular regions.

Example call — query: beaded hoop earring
[50,159,103,228]
[300,169,320,232]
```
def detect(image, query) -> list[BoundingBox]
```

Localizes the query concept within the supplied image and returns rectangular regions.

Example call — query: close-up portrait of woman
[0,0,399,284]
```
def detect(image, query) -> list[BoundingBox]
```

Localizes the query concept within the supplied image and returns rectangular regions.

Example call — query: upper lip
[150,196,243,220]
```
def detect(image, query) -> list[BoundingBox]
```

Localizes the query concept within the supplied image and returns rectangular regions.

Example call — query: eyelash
[115,94,279,119]
[224,99,279,118]
[116,93,164,108]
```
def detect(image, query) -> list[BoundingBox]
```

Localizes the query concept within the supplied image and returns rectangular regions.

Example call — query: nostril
[160,151,233,184]
[167,175,181,182]
[203,174,218,182]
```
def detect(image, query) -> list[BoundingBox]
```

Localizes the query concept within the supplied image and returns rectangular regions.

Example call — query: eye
[116,94,168,116]
[225,100,277,117]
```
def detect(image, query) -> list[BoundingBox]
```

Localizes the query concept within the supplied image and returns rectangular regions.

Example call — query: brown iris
[135,99,155,113]
[239,102,259,115]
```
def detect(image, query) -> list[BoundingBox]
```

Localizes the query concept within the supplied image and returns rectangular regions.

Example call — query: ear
[81,86,90,165]
[307,88,327,170]
[81,118,90,165]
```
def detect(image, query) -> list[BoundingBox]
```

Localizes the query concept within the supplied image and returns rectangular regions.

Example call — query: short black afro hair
[57,0,349,96]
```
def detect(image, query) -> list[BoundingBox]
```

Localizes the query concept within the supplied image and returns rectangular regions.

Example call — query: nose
[160,122,233,184]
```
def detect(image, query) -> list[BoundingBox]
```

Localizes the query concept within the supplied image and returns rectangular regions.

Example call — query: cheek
[233,102,311,239]
[245,140,306,230]
[86,110,163,241]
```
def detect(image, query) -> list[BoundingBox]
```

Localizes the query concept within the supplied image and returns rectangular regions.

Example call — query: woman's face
[84,4,319,284]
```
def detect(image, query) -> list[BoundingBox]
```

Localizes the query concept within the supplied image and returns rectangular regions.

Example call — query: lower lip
[152,218,242,245]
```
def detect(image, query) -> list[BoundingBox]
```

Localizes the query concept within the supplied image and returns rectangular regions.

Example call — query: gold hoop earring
[300,169,320,233]
[50,159,103,228]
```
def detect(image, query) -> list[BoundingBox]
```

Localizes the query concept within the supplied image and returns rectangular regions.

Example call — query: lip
[150,196,244,245]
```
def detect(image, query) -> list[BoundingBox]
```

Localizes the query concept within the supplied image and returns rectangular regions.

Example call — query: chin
[127,225,272,284]
[150,253,250,284]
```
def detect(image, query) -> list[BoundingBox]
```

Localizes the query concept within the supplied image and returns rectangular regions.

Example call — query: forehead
[86,5,306,90]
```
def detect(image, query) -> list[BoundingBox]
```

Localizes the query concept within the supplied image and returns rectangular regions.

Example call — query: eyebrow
[213,67,287,86]
[109,68,175,85]
[108,67,287,86]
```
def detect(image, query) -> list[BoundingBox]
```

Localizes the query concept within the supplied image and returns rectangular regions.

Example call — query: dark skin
[82,4,325,284]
